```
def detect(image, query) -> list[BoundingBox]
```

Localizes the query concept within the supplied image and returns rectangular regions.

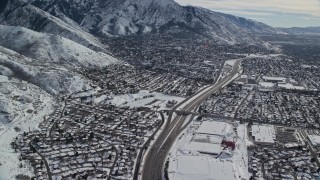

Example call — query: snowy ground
[225,59,239,67]
[0,77,54,180]
[168,119,252,180]
[107,90,185,110]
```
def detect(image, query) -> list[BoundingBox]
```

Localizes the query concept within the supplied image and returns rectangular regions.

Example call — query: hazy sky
[174,0,320,27]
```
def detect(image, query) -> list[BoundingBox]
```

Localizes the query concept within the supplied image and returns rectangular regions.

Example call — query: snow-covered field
[107,90,185,110]
[0,77,54,180]
[225,59,239,67]
[173,155,237,180]
[168,119,252,180]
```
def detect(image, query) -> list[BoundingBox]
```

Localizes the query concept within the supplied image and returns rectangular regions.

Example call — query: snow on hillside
[0,25,118,69]
[79,0,184,36]
[0,75,54,180]
[0,43,99,179]
[0,46,92,95]
[79,0,258,44]
[0,0,108,53]
[1,0,283,46]
[22,0,277,45]
[0,22,114,177]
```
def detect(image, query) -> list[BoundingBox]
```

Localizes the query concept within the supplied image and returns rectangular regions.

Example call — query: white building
[307,135,320,147]
[251,124,276,145]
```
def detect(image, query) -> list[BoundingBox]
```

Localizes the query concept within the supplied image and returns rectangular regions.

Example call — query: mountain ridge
[0,0,110,53]
[0,0,282,45]
[0,24,119,96]
[0,24,118,69]
[279,26,320,35]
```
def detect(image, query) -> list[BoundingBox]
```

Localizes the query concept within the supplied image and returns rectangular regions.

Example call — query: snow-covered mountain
[1,0,280,45]
[0,24,120,95]
[0,44,91,95]
[0,25,118,69]
[215,11,282,34]
[0,0,109,53]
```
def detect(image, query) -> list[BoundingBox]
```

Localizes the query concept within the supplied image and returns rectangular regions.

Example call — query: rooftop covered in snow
[252,124,276,145]
[195,121,227,136]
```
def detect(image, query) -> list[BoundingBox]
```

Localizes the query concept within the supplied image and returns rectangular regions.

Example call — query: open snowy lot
[107,90,185,110]
[168,119,252,180]
[174,155,237,180]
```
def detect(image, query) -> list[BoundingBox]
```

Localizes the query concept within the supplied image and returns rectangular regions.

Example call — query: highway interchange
[141,58,243,180]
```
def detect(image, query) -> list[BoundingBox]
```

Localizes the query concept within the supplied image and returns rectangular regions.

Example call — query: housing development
[10,36,320,179]
[0,0,320,180]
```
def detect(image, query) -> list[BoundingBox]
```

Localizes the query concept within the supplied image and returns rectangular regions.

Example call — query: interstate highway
[141,58,243,180]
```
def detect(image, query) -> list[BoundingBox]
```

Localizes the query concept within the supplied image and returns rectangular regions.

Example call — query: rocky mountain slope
[0,24,119,126]
[0,43,92,95]
[1,0,281,45]
[0,0,109,52]
[215,11,282,34]
[0,25,118,69]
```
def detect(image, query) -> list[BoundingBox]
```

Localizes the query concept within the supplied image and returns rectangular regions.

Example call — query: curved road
[141,59,244,180]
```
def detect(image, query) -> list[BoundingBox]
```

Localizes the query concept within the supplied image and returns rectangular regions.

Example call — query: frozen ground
[168,119,252,180]
[0,77,54,180]
[107,90,185,110]
[174,155,237,180]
